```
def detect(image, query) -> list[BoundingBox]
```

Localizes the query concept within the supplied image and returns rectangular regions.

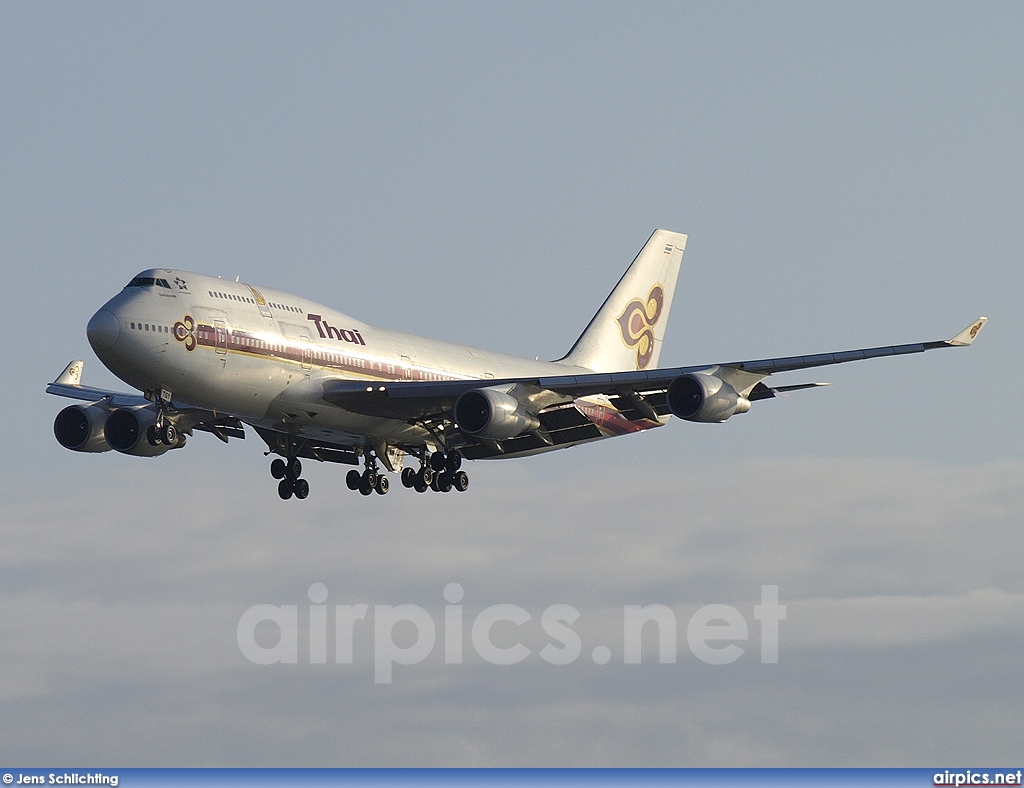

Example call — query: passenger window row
[207,290,303,313]
[209,290,256,305]
[130,322,169,333]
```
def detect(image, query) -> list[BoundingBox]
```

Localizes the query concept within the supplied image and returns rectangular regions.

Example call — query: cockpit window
[126,277,172,289]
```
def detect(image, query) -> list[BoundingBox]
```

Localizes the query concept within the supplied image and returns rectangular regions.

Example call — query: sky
[1,1,1022,767]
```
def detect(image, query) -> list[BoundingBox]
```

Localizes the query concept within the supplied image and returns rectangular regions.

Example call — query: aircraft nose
[87,309,120,352]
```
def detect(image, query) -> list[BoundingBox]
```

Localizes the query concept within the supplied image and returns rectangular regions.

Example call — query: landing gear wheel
[437,473,453,493]
[420,467,434,486]
[429,473,442,492]
[445,453,462,472]
[294,478,309,499]
[287,459,302,480]
[271,459,287,479]
[374,475,389,495]
[147,426,160,446]
[414,478,428,493]
[453,470,469,492]
[358,479,373,496]
[278,478,294,500]
[401,467,416,488]
[346,469,362,490]
[162,423,178,446]
[429,452,446,473]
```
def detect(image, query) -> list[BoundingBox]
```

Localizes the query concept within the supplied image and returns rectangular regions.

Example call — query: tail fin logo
[617,284,665,370]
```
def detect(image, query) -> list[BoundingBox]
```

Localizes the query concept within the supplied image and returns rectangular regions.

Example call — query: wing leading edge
[320,317,989,418]
[46,360,246,443]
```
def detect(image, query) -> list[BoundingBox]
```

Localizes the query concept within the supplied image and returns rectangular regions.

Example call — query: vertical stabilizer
[559,229,686,372]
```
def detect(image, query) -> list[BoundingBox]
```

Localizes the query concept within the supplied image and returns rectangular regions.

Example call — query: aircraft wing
[46,360,245,442]
[321,317,989,421]
[46,360,152,407]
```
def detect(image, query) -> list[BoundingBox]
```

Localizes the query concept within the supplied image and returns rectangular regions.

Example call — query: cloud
[1,455,1022,764]
[787,588,1024,650]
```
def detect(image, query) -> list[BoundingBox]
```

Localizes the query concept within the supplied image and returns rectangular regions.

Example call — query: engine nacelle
[454,387,541,441]
[666,373,751,423]
[54,404,113,453]
[104,407,181,457]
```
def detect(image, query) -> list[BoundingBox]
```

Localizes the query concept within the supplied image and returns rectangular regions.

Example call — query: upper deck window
[127,277,172,289]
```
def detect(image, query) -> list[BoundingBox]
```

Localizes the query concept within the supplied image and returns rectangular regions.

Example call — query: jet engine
[666,373,751,423]
[454,387,541,440]
[104,407,183,457]
[54,404,113,453]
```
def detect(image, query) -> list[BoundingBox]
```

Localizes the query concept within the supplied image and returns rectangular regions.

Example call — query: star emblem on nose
[174,277,188,291]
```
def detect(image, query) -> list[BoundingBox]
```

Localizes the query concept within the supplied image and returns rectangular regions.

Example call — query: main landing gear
[273,447,469,500]
[146,398,184,448]
[147,421,180,447]
[271,456,309,500]
[400,451,469,494]
[346,450,389,496]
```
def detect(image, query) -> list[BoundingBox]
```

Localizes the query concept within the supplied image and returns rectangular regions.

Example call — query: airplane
[47,229,987,501]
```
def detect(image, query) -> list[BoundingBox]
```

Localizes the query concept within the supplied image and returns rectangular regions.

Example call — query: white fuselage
[89,269,594,448]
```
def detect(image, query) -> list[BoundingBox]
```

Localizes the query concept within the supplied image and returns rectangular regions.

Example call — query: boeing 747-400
[47,230,986,500]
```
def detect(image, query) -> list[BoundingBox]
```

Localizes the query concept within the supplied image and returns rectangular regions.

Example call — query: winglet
[54,360,85,386]
[947,317,988,347]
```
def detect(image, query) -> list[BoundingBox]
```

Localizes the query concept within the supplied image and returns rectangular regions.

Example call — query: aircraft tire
[453,471,469,492]
[162,423,178,446]
[375,475,389,495]
[346,469,362,490]
[271,459,287,479]
[147,426,160,446]
[414,479,428,493]
[438,473,453,493]
[401,467,416,488]
[278,479,294,500]
[445,453,462,472]
[358,481,373,496]
[287,459,302,480]
[294,478,309,499]
[429,452,446,472]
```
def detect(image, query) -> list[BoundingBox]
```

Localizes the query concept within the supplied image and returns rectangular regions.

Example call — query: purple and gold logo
[616,284,664,370]
[173,315,197,351]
